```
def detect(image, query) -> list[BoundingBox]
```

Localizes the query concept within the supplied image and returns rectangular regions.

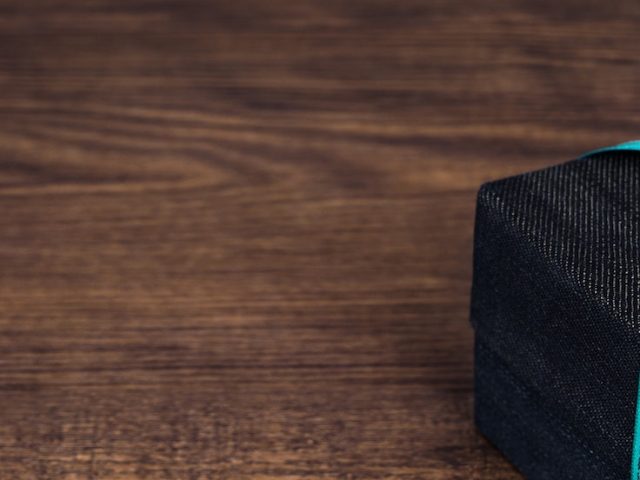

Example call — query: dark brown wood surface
[1,1,639,478]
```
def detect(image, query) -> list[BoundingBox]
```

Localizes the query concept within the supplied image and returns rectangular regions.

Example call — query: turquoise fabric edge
[581,140,640,159]
[632,372,640,480]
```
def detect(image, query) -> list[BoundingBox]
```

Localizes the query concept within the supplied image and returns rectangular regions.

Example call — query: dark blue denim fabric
[471,151,640,479]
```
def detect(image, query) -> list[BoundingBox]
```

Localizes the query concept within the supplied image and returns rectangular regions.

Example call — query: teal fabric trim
[632,372,640,480]
[581,140,640,159]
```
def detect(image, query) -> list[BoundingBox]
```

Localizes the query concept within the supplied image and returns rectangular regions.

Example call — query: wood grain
[1,1,639,478]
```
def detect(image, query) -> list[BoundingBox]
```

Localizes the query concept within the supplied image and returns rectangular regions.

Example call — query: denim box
[470,142,640,480]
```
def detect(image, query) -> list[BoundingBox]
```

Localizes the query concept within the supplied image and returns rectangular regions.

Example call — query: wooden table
[1,1,637,478]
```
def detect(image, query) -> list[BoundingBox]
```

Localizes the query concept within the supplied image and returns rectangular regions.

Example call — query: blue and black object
[470,142,640,480]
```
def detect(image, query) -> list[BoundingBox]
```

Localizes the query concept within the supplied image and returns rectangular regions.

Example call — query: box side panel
[471,180,635,478]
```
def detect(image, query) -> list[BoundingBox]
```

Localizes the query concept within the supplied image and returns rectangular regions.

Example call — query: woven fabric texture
[471,151,640,480]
